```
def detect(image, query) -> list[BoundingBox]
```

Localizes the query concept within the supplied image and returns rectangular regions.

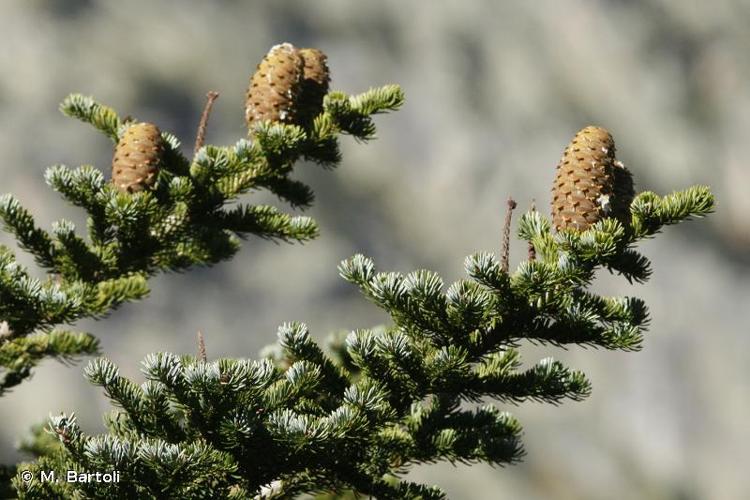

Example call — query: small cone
[244,43,304,128]
[297,48,330,124]
[111,122,163,193]
[551,126,634,231]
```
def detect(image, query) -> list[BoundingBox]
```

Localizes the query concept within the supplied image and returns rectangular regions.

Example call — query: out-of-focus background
[0,1,748,498]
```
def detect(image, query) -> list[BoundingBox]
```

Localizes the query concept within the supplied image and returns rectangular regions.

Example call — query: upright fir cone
[297,48,330,125]
[244,43,304,129]
[551,126,634,231]
[111,122,163,193]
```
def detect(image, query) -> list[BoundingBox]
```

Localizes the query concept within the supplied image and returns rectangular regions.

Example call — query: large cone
[112,122,163,193]
[551,126,634,231]
[244,43,304,128]
[297,48,330,125]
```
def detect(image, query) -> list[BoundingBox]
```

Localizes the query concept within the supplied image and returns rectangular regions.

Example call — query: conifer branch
[16,180,713,497]
[0,46,402,397]
[5,50,715,499]
[59,94,122,142]
[0,331,99,396]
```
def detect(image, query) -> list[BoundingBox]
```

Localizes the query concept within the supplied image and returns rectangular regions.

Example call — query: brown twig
[528,199,537,262]
[193,91,220,156]
[197,330,207,362]
[501,197,517,273]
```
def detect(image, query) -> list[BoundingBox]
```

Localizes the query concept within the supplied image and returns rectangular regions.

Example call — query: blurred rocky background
[0,1,748,498]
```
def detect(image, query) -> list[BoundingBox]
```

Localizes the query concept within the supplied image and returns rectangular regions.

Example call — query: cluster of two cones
[111,43,330,193]
[244,42,330,128]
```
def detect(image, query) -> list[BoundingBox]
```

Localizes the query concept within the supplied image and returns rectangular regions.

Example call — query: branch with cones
[2,43,714,500]
[0,43,403,398]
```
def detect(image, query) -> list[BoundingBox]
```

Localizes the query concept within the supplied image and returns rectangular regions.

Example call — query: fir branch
[477,357,592,404]
[217,205,318,242]
[348,85,406,115]
[0,76,401,397]
[60,94,122,142]
[0,331,99,396]
[630,186,714,238]
[0,195,56,269]
[45,164,106,212]
[259,176,315,209]
[21,188,709,496]
[303,114,343,168]
[90,274,150,314]
[6,50,716,498]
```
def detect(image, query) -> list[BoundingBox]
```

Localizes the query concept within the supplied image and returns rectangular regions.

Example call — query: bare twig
[197,330,207,362]
[528,199,537,262]
[501,197,517,273]
[193,91,220,156]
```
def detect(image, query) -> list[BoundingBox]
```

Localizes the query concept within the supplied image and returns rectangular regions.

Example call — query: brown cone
[244,43,304,128]
[297,48,330,124]
[551,126,634,231]
[111,122,163,193]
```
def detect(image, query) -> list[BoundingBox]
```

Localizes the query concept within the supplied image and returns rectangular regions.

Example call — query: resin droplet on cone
[244,43,304,129]
[111,122,163,193]
[551,126,634,231]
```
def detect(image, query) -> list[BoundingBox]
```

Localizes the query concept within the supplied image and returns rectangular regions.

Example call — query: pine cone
[244,43,304,128]
[551,126,634,231]
[297,48,330,125]
[111,122,163,193]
